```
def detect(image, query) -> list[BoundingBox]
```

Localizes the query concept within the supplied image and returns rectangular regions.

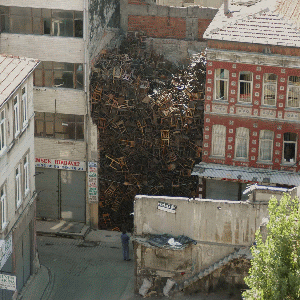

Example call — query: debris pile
[90,35,206,230]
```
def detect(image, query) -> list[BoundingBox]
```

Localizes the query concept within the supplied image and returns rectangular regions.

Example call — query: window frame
[0,108,6,153]
[13,94,20,138]
[262,73,277,106]
[238,71,253,103]
[34,61,84,90]
[0,6,83,38]
[258,130,274,162]
[15,164,22,209]
[282,132,297,164]
[23,153,30,196]
[21,84,28,128]
[287,76,300,108]
[234,127,249,160]
[0,184,7,230]
[211,124,226,157]
[214,69,229,101]
[34,112,84,141]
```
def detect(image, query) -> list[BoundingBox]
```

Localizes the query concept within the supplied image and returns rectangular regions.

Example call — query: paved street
[37,234,134,300]
[25,226,242,300]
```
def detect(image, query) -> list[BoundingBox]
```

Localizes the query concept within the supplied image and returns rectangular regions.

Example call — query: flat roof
[0,54,39,107]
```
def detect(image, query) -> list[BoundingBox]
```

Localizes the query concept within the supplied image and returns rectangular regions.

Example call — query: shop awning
[192,162,300,186]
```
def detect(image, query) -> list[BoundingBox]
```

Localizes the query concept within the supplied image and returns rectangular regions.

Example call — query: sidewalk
[36,220,90,239]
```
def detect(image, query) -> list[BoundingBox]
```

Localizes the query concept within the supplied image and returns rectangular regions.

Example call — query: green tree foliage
[243,194,300,299]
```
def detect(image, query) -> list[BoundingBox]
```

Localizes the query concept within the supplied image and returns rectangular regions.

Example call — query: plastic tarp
[147,234,197,250]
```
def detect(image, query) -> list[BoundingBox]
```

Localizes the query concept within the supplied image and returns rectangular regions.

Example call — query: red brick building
[192,0,300,200]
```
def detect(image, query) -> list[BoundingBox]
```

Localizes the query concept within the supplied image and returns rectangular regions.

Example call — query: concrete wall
[88,0,121,67]
[0,34,84,63]
[33,88,86,115]
[134,195,269,294]
[121,0,217,41]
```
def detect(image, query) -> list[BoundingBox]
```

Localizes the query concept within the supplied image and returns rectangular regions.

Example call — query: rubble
[90,34,206,230]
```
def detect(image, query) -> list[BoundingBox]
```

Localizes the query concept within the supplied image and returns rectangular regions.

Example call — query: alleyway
[25,231,243,300]
[37,234,134,300]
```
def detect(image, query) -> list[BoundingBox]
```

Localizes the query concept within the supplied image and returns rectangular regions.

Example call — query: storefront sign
[35,158,86,171]
[88,162,98,203]
[0,234,12,269]
[0,274,16,291]
[157,201,177,213]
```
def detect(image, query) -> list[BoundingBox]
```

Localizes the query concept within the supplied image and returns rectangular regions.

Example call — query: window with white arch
[214,69,229,101]
[235,127,249,159]
[211,125,226,157]
[287,76,300,108]
[258,130,274,161]
[238,71,253,103]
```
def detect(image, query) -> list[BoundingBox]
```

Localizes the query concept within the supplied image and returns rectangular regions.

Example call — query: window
[238,71,253,103]
[283,132,297,164]
[0,6,9,33]
[0,109,5,152]
[258,130,274,161]
[21,85,28,127]
[287,76,300,108]
[15,164,22,208]
[23,154,29,196]
[215,69,229,101]
[34,61,84,90]
[211,125,226,157]
[0,6,83,37]
[263,73,277,106]
[235,127,249,159]
[0,184,7,230]
[13,95,20,137]
[35,112,84,140]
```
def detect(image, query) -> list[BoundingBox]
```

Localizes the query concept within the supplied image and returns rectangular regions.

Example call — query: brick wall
[202,59,300,172]
[208,40,300,57]
[128,15,186,39]
[198,19,211,41]
[121,0,218,40]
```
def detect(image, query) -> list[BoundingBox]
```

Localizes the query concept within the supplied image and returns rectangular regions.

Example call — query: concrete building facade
[133,194,271,296]
[0,0,120,227]
[0,55,39,299]
[193,0,300,200]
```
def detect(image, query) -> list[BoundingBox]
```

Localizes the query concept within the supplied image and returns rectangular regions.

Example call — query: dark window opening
[283,132,297,163]
[35,112,84,141]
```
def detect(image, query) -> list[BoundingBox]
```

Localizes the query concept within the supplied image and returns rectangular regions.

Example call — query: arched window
[287,76,300,108]
[238,71,253,103]
[211,125,226,157]
[258,130,274,161]
[214,69,229,101]
[263,73,277,106]
[235,127,249,159]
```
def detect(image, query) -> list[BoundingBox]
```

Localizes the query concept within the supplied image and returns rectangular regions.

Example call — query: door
[15,226,32,292]
[36,168,59,220]
[61,170,85,222]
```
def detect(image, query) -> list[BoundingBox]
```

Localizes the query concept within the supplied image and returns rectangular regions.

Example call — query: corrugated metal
[192,162,300,186]
[204,0,300,47]
[0,54,39,106]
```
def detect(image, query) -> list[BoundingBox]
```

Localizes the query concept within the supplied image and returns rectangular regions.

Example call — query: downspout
[84,0,90,225]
